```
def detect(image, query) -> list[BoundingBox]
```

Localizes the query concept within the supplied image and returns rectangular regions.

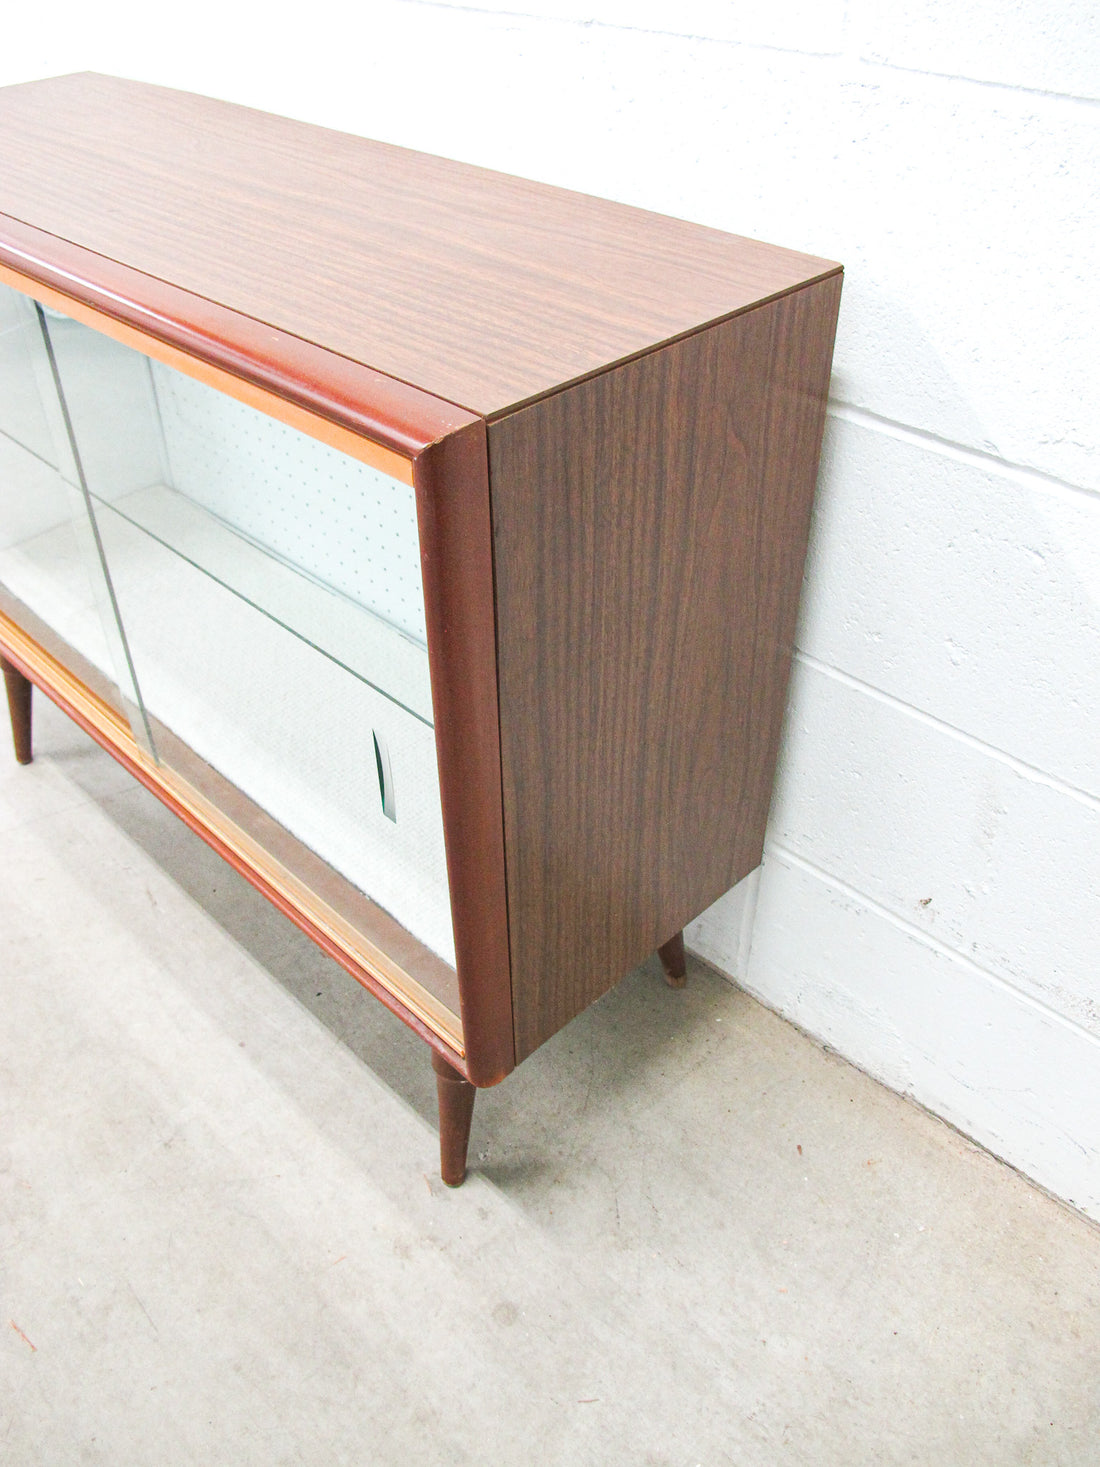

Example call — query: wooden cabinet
[0,73,841,1183]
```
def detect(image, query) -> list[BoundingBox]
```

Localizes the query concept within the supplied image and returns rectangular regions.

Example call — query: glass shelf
[95,482,434,727]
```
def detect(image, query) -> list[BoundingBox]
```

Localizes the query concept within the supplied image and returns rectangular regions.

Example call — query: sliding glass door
[0,282,459,1028]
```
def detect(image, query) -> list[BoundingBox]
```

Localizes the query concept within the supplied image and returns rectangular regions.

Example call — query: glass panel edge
[0,262,417,487]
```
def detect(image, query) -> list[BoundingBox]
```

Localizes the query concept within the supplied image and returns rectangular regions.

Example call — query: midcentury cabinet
[0,74,841,1183]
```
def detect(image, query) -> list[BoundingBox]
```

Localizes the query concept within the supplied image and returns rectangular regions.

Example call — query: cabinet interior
[0,279,462,1041]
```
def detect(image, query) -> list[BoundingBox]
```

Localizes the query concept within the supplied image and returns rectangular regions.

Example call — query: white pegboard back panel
[149,362,428,646]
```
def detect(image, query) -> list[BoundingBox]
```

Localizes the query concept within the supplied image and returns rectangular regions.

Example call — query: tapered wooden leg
[1,655,33,765]
[658,930,687,988]
[432,1049,476,1187]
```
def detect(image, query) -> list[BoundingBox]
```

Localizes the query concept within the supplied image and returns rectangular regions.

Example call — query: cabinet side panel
[415,423,514,1084]
[490,274,842,1060]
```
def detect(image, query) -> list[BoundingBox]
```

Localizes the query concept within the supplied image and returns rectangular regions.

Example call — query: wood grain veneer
[0,73,839,418]
[489,274,842,1059]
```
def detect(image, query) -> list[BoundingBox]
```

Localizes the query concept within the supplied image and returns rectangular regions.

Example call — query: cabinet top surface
[0,72,839,418]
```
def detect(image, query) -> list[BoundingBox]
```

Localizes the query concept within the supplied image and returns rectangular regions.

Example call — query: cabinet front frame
[0,259,415,484]
[0,244,515,1086]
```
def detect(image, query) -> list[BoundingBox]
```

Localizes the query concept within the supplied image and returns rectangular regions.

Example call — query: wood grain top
[0,73,840,417]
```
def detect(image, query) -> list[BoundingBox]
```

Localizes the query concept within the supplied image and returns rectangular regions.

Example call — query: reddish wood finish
[413,424,514,1087]
[489,274,843,1059]
[432,1049,477,1187]
[0,73,839,417]
[1,654,32,764]
[0,214,474,461]
[658,932,687,989]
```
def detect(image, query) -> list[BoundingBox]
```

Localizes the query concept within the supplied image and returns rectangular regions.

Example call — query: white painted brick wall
[801,416,1100,796]
[769,662,1100,1035]
[851,0,1100,100]
[5,0,1097,1212]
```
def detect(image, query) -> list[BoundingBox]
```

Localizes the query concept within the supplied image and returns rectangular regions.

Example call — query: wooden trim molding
[0,214,480,475]
[414,424,514,1087]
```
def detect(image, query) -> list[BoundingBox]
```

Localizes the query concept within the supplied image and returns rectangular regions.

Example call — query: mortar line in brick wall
[401,0,846,57]
[389,4,1100,97]
[855,56,1100,111]
[763,841,1100,1053]
[828,402,1100,507]
[791,651,1100,815]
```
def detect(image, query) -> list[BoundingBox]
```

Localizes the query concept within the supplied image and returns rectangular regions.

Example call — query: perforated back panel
[109,484,434,724]
[150,364,428,644]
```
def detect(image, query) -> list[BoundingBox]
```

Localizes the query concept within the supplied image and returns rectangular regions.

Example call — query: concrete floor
[1,697,1098,1466]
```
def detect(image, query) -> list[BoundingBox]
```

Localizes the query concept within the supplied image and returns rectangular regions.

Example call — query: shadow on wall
[691,279,1100,1038]
[828,281,1004,457]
